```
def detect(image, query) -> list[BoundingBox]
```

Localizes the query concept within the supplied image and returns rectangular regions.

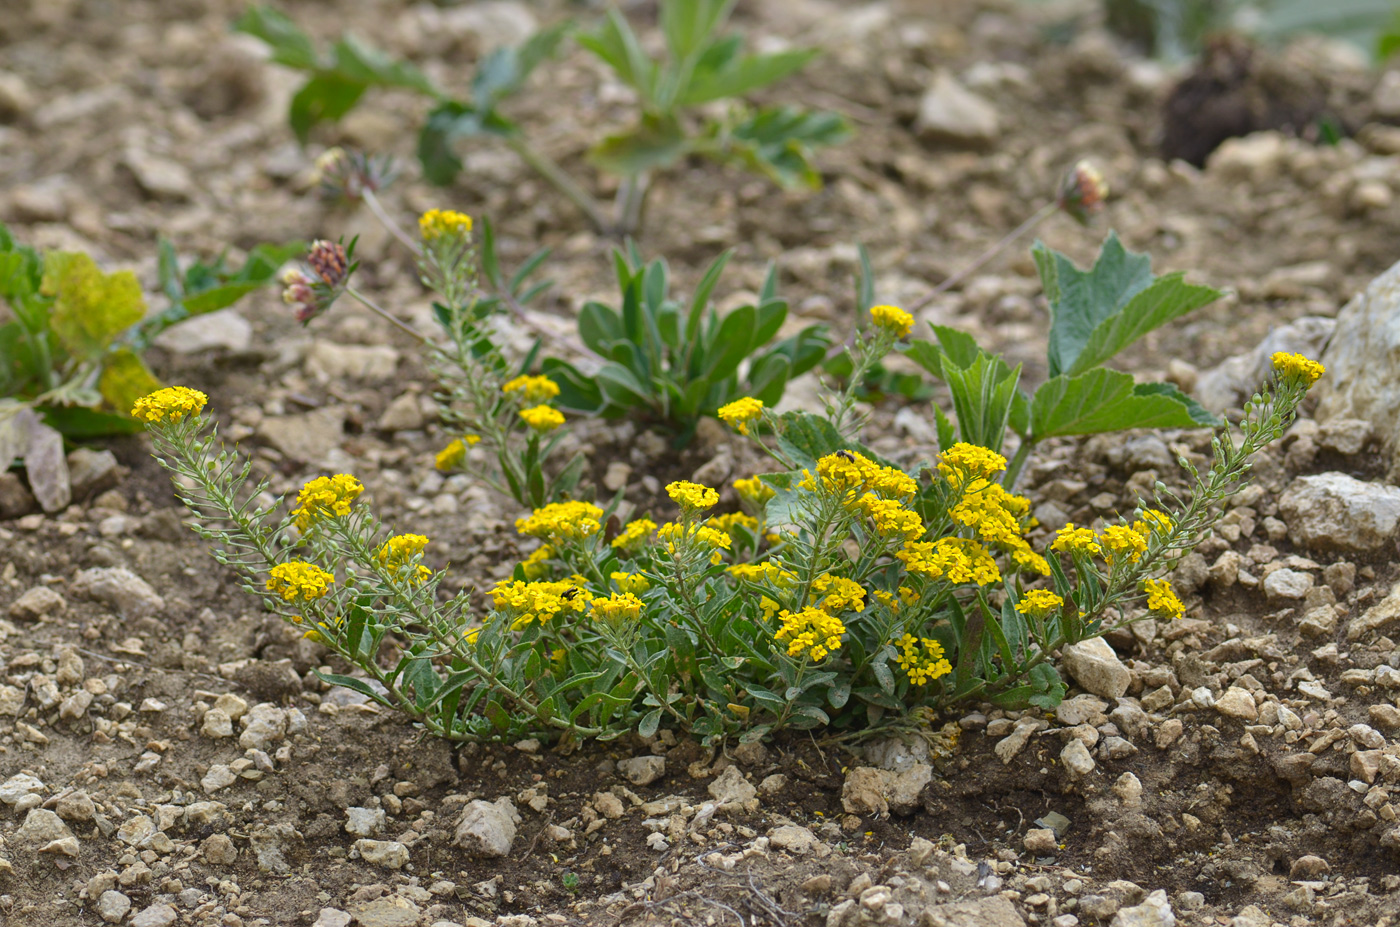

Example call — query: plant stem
[362,189,422,254]
[506,137,610,233]
[346,286,436,349]
[615,172,651,237]
[1002,436,1037,492]
[908,201,1058,313]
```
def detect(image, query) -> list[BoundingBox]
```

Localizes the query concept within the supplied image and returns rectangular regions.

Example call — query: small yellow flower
[717,397,764,436]
[519,405,565,432]
[897,538,1001,586]
[611,518,657,551]
[521,545,553,580]
[591,592,644,626]
[435,439,467,472]
[516,501,604,543]
[734,476,776,508]
[291,474,364,531]
[266,562,334,603]
[377,534,431,582]
[774,607,846,662]
[1270,352,1324,388]
[1133,508,1173,540]
[611,571,651,595]
[1050,524,1101,558]
[503,375,561,403]
[937,443,1007,486]
[870,304,914,339]
[666,480,719,512]
[131,386,208,424]
[1143,578,1185,620]
[1015,589,1064,618]
[896,634,952,686]
[811,574,866,614]
[1100,524,1148,565]
[419,208,473,241]
[710,512,759,535]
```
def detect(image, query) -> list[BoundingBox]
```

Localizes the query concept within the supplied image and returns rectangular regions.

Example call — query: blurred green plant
[235,1,848,235]
[540,244,830,442]
[903,232,1222,488]
[0,223,295,508]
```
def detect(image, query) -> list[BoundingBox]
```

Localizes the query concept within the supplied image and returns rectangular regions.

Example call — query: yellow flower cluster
[775,607,845,661]
[1015,589,1064,618]
[522,545,553,579]
[519,405,565,432]
[610,571,651,594]
[727,561,797,586]
[896,634,952,685]
[291,474,364,531]
[870,304,915,339]
[898,538,1001,586]
[591,592,644,625]
[1271,352,1324,387]
[859,494,925,541]
[937,443,1007,488]
[376,534,432,581]
[1143,578,1185,620]
[516,501,604,543]
[950,479,1026,546]
[717,397,764,435]
[131,386,208,424]
[811,574,866,614]
[658,522,732,563]
[419,209,472,241]
[266,562,334,603]
[503,375,561,403]
[666,480,719,511]
[611,518,657,551]
[1100,525,1148,565]
[734,477,776,507]
[489,578,589,627]
[800,451,917,503]
[710,512,759,535]
[1050,524,1101,558]
[1134,508,1173,537]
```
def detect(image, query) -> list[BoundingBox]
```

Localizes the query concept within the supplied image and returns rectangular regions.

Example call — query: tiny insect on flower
[1270,352,1325,388]
[519,405,565,432]
[717,397,764,435]
[869,304,915,339]
[131,386,208,424]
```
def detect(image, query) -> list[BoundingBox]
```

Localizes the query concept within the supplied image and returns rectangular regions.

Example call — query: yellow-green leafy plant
[138,335,1319,744]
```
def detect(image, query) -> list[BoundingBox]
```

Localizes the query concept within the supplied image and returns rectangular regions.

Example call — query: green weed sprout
[541,244,830,443]
[903,231,1223,489]
[236,1,848,235]
[136,339,1319,745]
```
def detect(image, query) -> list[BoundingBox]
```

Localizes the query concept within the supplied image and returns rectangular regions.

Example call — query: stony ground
[5,1,1400,926]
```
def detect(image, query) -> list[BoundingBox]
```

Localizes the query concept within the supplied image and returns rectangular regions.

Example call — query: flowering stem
[506,137,610,233]
[346,286,436,349]
[907,201,1058,313]
[361,189,422,255]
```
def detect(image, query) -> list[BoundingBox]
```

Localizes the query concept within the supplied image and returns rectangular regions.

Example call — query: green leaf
[37,406,142,438]
[288,73,368,144]
[661,0,735,62]
[40,252,146,360]
[330,34,436,96]
[699,304,755,383]
[1034,232,1153,378]
[97,349,162,416]
[904,326,1030,441]
[1030,368,1218,438]
[234,5,319,71]
[684,249,731,345]
[577,8,657,104]
[472,21,570,112]
[1068,273,1222,377]
[588,113,691,177]
[638,707,663,739]
[680,49,818,105]
[417,101,519,185]
[722,106,849,189]
[313,672,392,707]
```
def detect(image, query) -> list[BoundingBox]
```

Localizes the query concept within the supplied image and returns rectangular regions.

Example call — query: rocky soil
[5,1,1400,926]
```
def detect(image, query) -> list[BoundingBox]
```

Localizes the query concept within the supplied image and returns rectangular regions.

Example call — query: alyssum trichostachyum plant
[135,272,1323,744]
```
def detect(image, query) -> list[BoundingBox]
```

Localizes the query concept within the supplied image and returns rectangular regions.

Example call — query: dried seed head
[312,147,397,202]
[1058,159,1109,225]
[307,240,349,287]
